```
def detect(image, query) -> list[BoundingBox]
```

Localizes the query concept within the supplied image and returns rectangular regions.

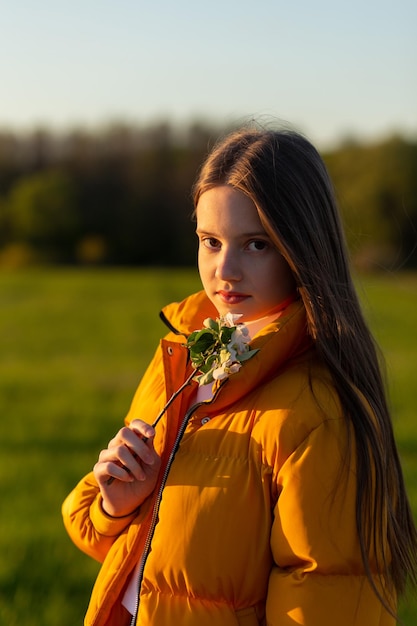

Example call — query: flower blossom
[186,314,258,386]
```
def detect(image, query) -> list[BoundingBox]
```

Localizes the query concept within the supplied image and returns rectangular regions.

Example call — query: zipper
[129,384,225,625]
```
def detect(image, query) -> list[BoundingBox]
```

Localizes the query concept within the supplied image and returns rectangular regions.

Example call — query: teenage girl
[63,127,417,626]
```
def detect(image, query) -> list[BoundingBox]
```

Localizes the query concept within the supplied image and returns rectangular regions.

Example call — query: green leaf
[193,328,215,343]
[205,318,219,332]
[197,370,215,385]
[186,330,199,344]
[237,348,259,362]
[198,354,219,374]
[220,327,234,344]
[190,354,205,368]
[187,328,213,348]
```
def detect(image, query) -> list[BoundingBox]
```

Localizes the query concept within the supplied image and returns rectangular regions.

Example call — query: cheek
[197,248,204,275]
[261,256,295,299]
[197,249,210,283]
[270,260,296,297]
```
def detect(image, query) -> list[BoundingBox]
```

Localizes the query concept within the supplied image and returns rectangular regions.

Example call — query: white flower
[223,312,243,327]
[212,358,242,380]
[212,365,228,380]
[229,326,250,355]
[228,362,242,374]
[185,313,259,386]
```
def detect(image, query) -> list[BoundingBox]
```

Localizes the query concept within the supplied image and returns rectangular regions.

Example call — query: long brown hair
[192,126,417,610]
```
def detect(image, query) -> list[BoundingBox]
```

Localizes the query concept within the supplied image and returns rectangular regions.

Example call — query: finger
[97,422,158,485]
[123,428,157,467]
[96,443,141,481]
[129,420,156,440]
[107,422,155,452]
[94,459,134,485]
[107,426,137,449]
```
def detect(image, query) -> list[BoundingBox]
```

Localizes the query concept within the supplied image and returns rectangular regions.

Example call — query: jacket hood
[160,290,218,336]
[160,290,314,415]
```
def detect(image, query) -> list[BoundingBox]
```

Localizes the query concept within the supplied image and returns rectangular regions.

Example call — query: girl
[63,127,417,625]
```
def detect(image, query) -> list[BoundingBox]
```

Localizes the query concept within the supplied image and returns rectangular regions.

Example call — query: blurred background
[1,1,416,624]
[0,0,416,270]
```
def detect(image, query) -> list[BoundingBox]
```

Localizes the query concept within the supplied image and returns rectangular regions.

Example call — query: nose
[215,247,242,282]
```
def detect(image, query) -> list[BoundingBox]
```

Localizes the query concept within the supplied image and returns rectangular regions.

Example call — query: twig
[106,370,195,485]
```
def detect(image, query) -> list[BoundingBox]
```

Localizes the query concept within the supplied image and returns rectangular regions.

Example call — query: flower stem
[151,369,196,429]
[106,369,195,485]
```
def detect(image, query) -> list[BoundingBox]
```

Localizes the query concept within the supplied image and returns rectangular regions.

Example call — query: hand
[93,420,161,517]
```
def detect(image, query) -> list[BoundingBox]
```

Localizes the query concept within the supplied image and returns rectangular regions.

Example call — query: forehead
[196,185,265,233]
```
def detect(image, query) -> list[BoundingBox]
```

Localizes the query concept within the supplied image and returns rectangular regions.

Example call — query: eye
[201,237,221,250]
[247,239,268,252]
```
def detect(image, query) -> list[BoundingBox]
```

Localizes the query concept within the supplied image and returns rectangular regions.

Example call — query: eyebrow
[195,229,269,238]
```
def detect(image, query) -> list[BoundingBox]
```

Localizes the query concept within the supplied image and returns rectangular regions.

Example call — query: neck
[244,292,298,340]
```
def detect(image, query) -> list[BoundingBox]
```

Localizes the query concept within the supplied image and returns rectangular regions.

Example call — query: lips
[217,290,249,305]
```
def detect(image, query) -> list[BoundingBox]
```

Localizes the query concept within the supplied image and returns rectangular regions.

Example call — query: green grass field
[0,269,416,625]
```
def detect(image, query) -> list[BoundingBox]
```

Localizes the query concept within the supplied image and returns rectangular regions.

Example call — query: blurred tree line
[0,121,416,270]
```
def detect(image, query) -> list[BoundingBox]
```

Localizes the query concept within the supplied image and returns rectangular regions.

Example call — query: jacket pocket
[235,603,265,626]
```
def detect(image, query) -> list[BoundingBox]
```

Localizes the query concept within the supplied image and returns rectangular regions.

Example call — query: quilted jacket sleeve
[62,471,141,563]
[267,419,395,626]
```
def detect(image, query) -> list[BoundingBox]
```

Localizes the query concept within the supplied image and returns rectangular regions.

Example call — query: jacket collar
[160,290,218,337]
[160,291,313,413]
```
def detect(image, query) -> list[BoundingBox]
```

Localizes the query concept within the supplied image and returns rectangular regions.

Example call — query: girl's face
[196,185,296,322]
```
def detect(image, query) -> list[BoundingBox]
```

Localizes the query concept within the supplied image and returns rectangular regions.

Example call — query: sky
[1,0,416,148]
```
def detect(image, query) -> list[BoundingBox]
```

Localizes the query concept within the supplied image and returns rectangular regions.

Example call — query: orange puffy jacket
[62,291,395,626]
